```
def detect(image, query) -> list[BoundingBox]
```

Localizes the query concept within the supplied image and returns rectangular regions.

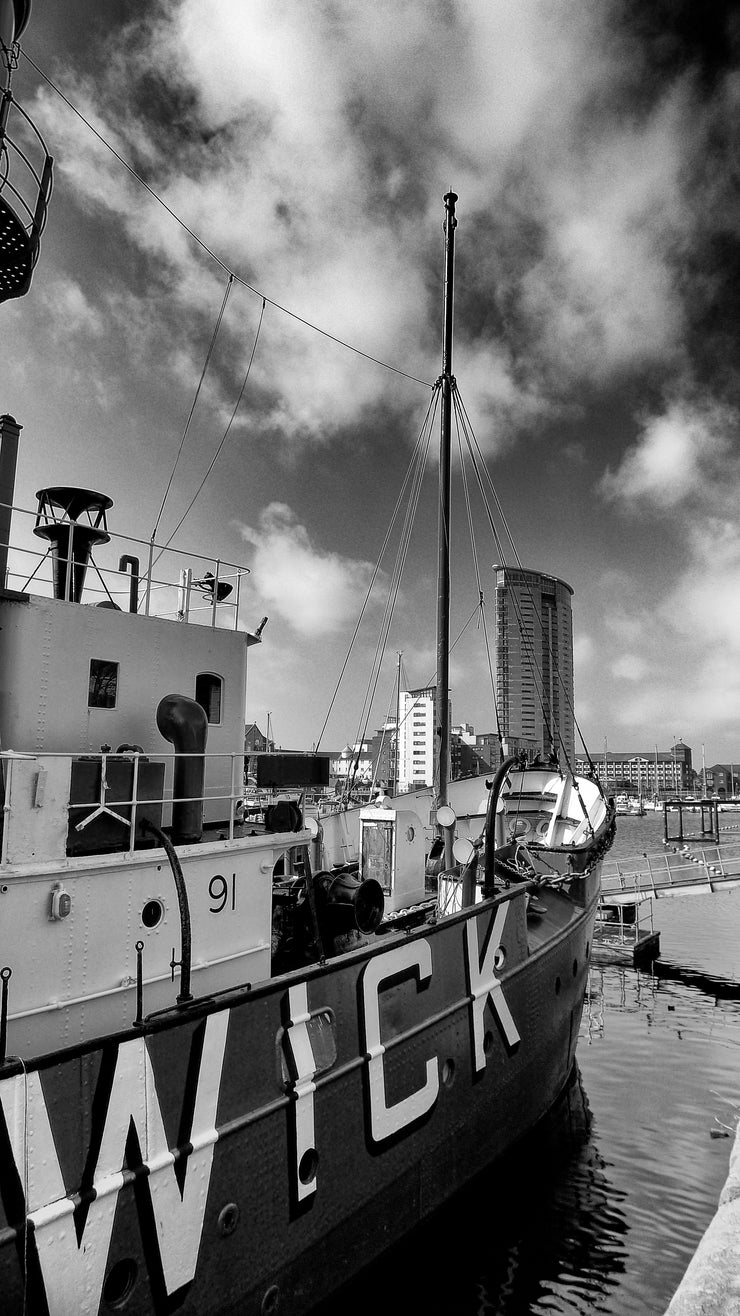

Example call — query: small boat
[615,794,645,816]
[0,17,615,1316]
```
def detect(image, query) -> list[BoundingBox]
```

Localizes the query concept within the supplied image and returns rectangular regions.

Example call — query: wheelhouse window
[88,659,119,709]
[195,672,223,724]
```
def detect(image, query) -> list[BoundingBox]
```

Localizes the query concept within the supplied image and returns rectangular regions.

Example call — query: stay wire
[460,408,594,810]
[150,273,234,544]
[345,395,438,793]
[455,392,570,770]
[461,415,557,760]
[22,50,434,391]
[159,297,266,553]
[452,388,502,745]
[314,386,440,754]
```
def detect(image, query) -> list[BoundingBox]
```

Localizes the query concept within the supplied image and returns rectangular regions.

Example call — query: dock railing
[600,838,740,904]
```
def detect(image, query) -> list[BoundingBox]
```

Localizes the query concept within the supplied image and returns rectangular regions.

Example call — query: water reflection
[470,1068,629,1316]
[316,1067,630,1316]
[651,958,740,1002]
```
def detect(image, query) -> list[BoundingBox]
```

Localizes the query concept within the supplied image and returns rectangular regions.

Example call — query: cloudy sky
[4,0,740,768]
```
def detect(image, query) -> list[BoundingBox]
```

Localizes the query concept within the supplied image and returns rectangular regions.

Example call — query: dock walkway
[600,837,740,906]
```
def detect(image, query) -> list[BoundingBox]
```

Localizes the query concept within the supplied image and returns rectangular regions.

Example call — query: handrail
[0,746,319,860]
[0,498,249,629]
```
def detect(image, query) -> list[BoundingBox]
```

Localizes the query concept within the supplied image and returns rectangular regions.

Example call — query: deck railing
[0,747,295,866]
[0,500,251,630]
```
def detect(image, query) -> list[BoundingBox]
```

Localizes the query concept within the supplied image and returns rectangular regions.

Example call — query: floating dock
[593,803,740,967]
[592,898,660,967]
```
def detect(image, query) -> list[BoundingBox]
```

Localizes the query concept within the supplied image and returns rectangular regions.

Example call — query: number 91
[209,873,235,913]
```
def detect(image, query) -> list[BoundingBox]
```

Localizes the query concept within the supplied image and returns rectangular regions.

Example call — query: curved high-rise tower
[493,565,575,764]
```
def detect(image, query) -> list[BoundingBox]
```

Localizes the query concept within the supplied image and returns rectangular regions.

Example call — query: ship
[0,9,615,1315]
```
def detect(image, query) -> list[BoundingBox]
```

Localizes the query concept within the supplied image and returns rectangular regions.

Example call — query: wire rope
[150,274,234,544]
[159,298,266,552]
[314,386,439,753]
[21,50,435,390]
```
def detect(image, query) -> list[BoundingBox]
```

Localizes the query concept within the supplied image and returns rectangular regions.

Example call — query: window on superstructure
[195,672,223,724]
[88,659,119,709]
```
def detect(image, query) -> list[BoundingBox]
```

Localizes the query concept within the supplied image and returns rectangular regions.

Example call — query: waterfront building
[244,722,273,755]
[493,566,575,763]
[451,732,492,781]
[395,685,437,791]
[330,740,374,793]
[705,764,739,798]
[575,741,694,797]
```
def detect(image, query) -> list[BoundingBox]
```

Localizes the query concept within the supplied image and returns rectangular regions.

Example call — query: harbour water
[316,810,740,1316]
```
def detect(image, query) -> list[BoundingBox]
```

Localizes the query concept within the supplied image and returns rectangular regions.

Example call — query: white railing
[0,500,250,630]
[0,747,273,865]
[600,839,740,901]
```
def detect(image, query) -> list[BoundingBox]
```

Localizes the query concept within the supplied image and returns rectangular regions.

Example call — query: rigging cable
[314,386,439,755]
[456,391,577,770]
[21,50,434,391]
[452,394,555,756]
[158,297,267,552]
[344,392,438,797]
[453,390,597,827]
[150,274,234,545]
[452,385,502,748]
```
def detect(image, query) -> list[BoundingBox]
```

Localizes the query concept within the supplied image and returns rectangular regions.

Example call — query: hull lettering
[465,904,520,1070]
[0,1010,229,1316]
[284,982,318,1205]
[361,940,439,1142]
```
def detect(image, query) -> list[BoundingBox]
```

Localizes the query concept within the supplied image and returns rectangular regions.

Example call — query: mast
[435,191,457,813]
[393,650,402,796]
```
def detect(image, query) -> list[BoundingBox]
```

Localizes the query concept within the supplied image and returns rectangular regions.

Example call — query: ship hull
[0,867,599,1316]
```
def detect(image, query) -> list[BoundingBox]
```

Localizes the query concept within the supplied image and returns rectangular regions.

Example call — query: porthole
[102,1258,137,1308]
[441,1058,456,1087]
[298,1148,319,1185]
[261,1285,281,1316]
[572,958,578,977]
[483,1030,494,1055]
[554,976,561,995]
[217,1202,240,1238]
[141,899,164,929]
[493,946,506,971]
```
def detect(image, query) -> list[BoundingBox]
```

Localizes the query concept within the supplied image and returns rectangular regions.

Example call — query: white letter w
[0,1009,229,1316]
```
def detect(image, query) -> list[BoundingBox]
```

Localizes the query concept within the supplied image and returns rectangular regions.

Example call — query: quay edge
[664,1116,740,1315]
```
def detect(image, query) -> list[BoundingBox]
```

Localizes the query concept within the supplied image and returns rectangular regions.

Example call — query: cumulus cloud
[27,0,739,446]
[41,276,104,336]
[600,398,737,508]
[238,502,378,635]
[582,518,740,751]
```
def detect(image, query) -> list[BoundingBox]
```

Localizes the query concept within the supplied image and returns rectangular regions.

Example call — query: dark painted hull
[0,870,600,1316]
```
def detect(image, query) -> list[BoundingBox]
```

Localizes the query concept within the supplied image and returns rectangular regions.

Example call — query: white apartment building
[396,686,436,792]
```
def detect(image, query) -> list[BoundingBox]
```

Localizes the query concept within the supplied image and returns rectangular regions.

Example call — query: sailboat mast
[435,190,458,809]
[393,650,402,796]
